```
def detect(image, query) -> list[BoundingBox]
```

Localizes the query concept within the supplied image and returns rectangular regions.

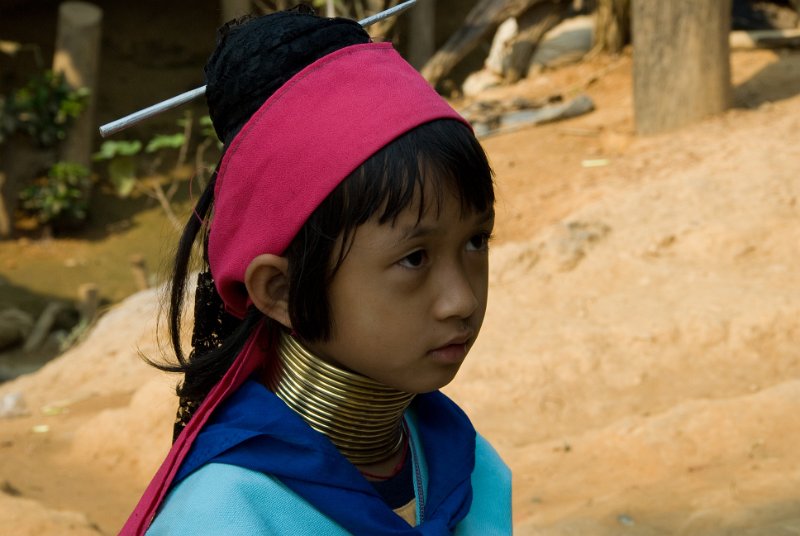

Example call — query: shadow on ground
[734,50,800,108]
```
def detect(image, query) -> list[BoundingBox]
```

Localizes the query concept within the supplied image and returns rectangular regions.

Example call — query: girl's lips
[428,343,468,365]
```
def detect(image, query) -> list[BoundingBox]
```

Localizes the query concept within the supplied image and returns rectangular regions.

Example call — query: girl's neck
[265,330,415,466]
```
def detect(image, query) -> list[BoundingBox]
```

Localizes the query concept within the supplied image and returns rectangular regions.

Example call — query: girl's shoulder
[404,402,510,486]
[457,434,512,535]
[405,406,512,535]
[146,463,350,535]
[475,433,511,486]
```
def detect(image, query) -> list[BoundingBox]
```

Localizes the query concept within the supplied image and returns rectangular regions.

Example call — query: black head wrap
[204,5,371,146]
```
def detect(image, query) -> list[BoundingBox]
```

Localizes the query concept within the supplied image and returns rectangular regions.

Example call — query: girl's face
[306,180,494,394]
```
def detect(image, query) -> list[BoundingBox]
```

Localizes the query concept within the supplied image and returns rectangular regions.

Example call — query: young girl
[124,6,510,535]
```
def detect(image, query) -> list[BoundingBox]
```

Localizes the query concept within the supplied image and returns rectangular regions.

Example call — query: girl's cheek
[387,268,428,294]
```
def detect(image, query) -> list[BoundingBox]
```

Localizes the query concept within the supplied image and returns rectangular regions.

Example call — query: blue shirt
[148,382,511,535]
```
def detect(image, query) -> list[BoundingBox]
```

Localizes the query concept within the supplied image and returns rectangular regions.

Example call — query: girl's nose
[432,266,479,321]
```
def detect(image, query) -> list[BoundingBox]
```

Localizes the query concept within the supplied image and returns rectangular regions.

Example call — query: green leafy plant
[146,133,186,153]
[92,111,219,230]
[93,111,221,195]
[93,132,189,197]
[90,111,223,233]
[198,114,217,139]
[92,140,142,197]
[0,70,88,147]
[19,162,91,226]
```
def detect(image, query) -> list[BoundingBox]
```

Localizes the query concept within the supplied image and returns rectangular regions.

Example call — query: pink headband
[122,42,469,534]
[208,42,468,318]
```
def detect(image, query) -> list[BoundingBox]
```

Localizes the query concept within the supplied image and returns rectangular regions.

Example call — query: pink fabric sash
[120,323,269,534]
[121,42,468,535]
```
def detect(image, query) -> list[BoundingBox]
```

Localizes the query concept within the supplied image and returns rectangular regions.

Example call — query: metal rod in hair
[357,0,416,28]
[98,0,418,137]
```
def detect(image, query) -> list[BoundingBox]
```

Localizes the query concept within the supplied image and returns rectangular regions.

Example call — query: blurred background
[1,1,799,534]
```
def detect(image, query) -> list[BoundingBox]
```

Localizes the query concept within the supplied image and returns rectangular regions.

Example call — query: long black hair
[153,7,495,439]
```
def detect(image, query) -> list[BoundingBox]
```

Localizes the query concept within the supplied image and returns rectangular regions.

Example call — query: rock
[23,302,69,353]
[729,29,800,50]
[0,392,29,418]
[462,69,504,98]
[529,15,594,71]
[485,17,519,76]
[499,94,595,130]
[470,94,596,137]
[0,309,34,351]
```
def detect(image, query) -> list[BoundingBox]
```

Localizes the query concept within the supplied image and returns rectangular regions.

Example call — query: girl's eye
[398,249,428,269]
[467,232,492,252]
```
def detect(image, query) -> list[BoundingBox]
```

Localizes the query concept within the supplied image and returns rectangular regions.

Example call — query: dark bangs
[341,118,494,226]
[286,118,494,342]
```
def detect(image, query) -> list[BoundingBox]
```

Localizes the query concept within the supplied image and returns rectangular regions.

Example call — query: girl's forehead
[389,178,494,226]
[388,191,494,232]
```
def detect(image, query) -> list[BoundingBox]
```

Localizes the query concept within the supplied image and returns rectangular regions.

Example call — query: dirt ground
[1,21,800,536]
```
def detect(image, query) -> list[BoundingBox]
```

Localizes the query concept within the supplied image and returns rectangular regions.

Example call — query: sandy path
[1,49,799,534]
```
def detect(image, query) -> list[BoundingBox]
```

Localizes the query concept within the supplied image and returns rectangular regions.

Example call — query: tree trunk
[407,0,436,69]
[52,2,103,170]
[593,0,630,54]
[632,0,732,135]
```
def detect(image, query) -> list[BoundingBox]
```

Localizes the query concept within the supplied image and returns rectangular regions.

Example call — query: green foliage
[145,133,185,153]
[199,115,223,150]
[107,157,137,197]
[93,140,142,196]
[94,133,186,197]
[19,162,91,225]
[0,70,88,148]
[93,113,219,198]
[93,140,142,159]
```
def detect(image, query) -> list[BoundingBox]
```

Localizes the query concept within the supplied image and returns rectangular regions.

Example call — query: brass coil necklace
[268,331,415,465]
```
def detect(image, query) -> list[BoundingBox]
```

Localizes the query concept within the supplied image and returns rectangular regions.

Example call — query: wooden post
[77,283,99,324]
[408,0,436,70]
[220,0,250,23]
[130,254,150,291]
[632,0,732,135]
[52,2,103,169]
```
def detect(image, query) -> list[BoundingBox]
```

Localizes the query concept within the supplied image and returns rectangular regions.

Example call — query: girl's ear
[244,254,292,329]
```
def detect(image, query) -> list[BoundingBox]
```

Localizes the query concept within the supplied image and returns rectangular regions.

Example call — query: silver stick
[99,0,418,137]
[357,0,416,28]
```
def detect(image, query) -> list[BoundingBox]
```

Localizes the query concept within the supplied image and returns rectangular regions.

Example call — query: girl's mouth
[428,343,468,365]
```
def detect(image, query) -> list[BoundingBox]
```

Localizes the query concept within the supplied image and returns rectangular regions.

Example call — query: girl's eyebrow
[398,210,495,242]
[399,224,436,242]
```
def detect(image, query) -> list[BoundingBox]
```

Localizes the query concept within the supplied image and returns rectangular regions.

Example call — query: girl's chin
[393,366,462,395]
